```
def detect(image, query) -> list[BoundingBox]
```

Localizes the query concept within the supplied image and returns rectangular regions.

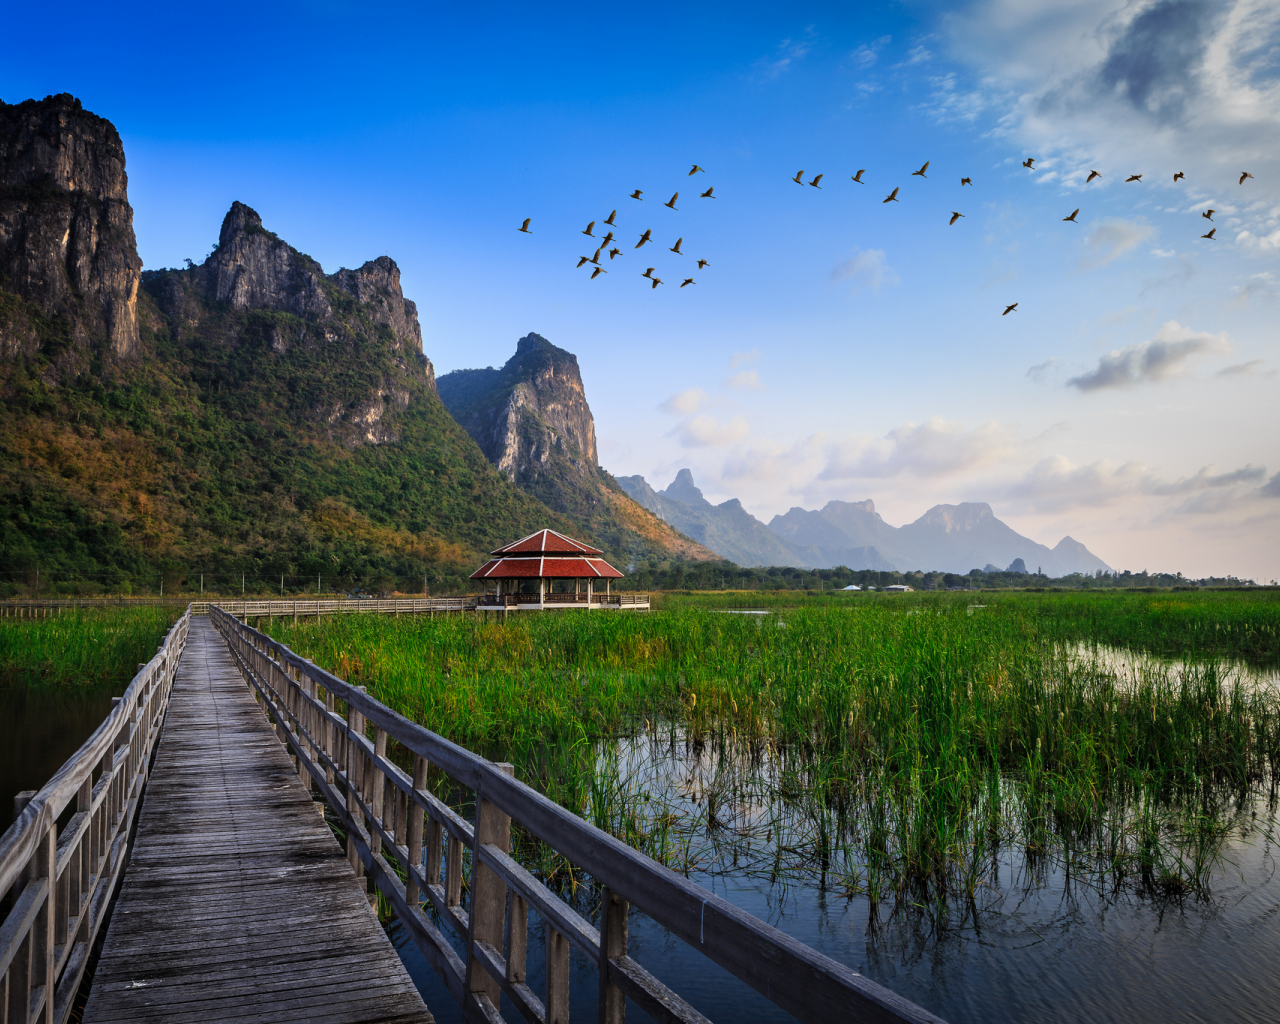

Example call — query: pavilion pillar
[539,577,545,610]
[587,579,594,610]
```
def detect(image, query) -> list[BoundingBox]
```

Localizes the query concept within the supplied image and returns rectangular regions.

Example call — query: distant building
[841,584,862,591]
[470,529,648,611]
[884,584,914,593]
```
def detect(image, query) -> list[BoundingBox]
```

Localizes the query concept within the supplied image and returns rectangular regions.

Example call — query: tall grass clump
[0,608,178,688]
[265,592,1280,915]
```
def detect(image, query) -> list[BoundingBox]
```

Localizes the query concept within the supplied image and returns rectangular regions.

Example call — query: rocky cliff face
[0,94,141,365]
[439,335,715,563]
[146,202,434,447]
[438,333,596,483]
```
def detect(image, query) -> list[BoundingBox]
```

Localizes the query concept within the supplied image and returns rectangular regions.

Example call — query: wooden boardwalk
[81,617,434,1024]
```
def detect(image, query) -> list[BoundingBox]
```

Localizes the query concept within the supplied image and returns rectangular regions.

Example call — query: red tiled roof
[470,553,625,580]
[490,529,603,557]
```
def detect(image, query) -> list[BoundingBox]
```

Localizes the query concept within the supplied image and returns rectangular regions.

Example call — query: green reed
[263,593,1280,915]
[0,607,178,687]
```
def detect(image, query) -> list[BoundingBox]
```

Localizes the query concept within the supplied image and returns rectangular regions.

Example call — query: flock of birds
[518,159,1259,312]
[518,163,714,291]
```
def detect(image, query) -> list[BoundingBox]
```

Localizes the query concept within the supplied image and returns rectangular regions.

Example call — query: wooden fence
[210,605,945,1024]
[0,609,190,1024]
[188,597,477,618]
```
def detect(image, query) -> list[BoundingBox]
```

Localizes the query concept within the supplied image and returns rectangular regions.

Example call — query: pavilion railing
[0,608,190,1024]
[209,604,942,1024]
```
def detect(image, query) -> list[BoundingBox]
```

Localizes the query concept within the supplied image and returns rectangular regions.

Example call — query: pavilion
[470,529,647,611]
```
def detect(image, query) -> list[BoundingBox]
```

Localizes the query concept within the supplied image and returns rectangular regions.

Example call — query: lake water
[6,641,1280,1023]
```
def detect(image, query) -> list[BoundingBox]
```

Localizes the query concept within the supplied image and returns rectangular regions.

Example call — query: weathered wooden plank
[81,618,433,1024]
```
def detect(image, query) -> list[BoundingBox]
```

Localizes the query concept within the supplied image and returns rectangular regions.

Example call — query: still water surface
[5,646,1280,1023]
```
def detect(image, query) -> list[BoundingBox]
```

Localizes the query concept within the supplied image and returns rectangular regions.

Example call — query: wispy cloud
[754,35,814,79]
[1217,358,1274,377]
[1078,219,1156,270]
[831,248,898,293]
[851,35,890,68]
[820,417,1016,480]
[1067,321,1230,391]
[1027,357,1058,381]
[675,414,749,448]
[729,349,760,368]
[726,369,762,390]
[659,388,709,415]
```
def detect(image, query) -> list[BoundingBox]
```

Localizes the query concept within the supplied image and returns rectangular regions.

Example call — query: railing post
[345,695,366,880]
[464,762,514,1007]
[546,925,570,1024]
[598,886,629,1024]
[406,755,427,907]
[34,824,56,1024]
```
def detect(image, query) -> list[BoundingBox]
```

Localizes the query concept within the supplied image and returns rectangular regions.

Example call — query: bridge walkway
[81,617,433,1024]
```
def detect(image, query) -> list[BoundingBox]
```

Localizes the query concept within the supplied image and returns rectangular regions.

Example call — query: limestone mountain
[438,334,714,565]
[0,95,696,594]
[770,500,1112,576]
[619,469,1111,575]
[0,94,141,367]
[617,470,893,570]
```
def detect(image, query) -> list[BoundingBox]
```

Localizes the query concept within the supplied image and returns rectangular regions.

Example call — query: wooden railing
[187,597,478,617]
[210,605,943,1024]
[0,609,191,1024]
[476,593,650,608]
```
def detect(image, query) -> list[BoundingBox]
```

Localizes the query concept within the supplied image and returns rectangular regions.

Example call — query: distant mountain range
[617,469,1112,576]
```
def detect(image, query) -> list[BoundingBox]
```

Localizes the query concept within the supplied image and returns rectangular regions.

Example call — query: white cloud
[998,455,1268,514]
[729,349,760,368]
[1066,321,1230,391]
[659,388,709,415]
[820,417,1016,481]
[755,36,813,79]
[1027,357,1059,381]
[1078,218,1156,269]
[831,248,899,293]
[940,0,1280,241]
[1231,270,1277,303]
[852,35,891,68]
[675,414,749,448]
[726,369,762,390]
[1217,358,1274,377]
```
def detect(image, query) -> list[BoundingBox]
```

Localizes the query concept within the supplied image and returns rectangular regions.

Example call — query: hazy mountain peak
[911,502,996,533]
[662,469,712,509]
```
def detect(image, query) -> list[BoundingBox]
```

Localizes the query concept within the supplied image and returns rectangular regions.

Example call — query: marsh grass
[265,593,1280,922]
[0,607,178,687]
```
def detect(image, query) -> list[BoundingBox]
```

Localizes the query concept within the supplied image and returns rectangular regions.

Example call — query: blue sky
[6,1,1279,579]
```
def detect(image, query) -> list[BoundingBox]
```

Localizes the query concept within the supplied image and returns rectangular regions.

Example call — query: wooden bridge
[0,604,944,1024]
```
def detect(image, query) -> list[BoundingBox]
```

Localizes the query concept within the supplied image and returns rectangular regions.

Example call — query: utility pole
[317,574,321,595]
[200,574,204,595]
[160,575,163,597]
[281,573,284,596]
[242,574,245,595]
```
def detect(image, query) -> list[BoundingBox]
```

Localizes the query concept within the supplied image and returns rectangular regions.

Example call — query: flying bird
[1023,158,1036,169]
[1002,303,1018,315]
[883,187,900,203]
[808,173,823,188]
[590,247,603,264]
[792,170,805,184]
[518,218,532,233]
[642,267,655,279]
[669,237,683,254]
[650,277,663,289]
[912,161,930,178]
[630,190,644,200]
[582,221,595,236]
[852,169,866,183]
[1125,174,1142,182]
[960,177,972,186]
[1202,209,1215,220]
[1201,228,1216,239]
[1240,171,1254,184]
[591,267,606,279]
[700,186,715,198]
[600,231,615,246]
[664,192,679,209]
[1173,171,1185,182]
[689,164,705,175]
[604,210,617,226]
[608,248,621,260]
[696,258,710,269]
[576,256,589,268]
[680,278,695,288]
[635,229,653,248]
[949,211,964,225]
[1063,208,1079,222]
[1086,170,1100,182]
